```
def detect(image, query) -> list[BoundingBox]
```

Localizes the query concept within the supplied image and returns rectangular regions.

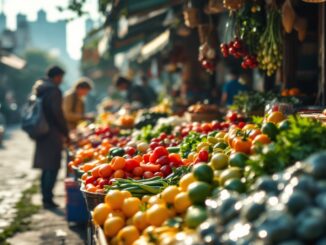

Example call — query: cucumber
[167,147,180,153]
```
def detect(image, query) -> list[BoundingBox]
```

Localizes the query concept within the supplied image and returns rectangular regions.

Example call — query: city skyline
[0,0,100,60]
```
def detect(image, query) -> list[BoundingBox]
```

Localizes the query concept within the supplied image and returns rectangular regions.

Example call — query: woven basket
[206,0,226,14]
[81,188,106,211]
[223,0,245,10]
[72,166,84,181]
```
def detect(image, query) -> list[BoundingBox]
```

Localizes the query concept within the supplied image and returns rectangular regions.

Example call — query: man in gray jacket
[32,66,69,209]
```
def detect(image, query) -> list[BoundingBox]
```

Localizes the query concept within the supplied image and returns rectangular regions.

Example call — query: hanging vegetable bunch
[219,1,265,70]
[257,6,283,76]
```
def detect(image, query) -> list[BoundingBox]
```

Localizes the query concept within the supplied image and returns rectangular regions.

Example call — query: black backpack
[21,94,49,139]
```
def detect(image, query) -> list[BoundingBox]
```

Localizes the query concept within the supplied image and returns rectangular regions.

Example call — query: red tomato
[149,154,158,163]
[211,121,222,130]
[238,122,246,129]
[124,159,140,171]
[85,176,97,185]
[153,146,169,158]
[160,165,172,177]
[168,153,182,163]
[198,150,209,162]
[132,167,144,177]
[140,163,160,172]
[159,133,167,140]
[154,172,164,177]
[98,164,113,178]
[143,153,150,163]
[143,171,154,179]
[156,155,170,165]
[125,146,136,156]
[98,178,110,188]
[201,123,212,132]
[169,161,180,169]
[150,142,159,150]
[125,172,133,179]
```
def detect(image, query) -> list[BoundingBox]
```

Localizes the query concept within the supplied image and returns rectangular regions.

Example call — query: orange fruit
[122,197,141,217]
[98,164,113,178]
[146,204,169,227]
[132,211,148,231]
[113,169,125,178]
[161,186,180,204]
[253,134,271,145]
[103,216,125,237]
[174,192,191,213]
[82,162,96,172]
[93,203,111,225]
[91,165,101,178]
[109,210,125,220]
[117,226,140,245]
[121,190,132,199]
[179,173,196,191]
[267,111,285,124]
[105,190,125,210]
[111,156,126,170]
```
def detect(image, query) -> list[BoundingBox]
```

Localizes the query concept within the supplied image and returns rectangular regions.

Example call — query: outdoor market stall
[63,0,326,244]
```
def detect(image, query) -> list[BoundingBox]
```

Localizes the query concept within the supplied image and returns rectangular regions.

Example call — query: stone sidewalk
[0,126,38,233]
[7,170,87,245]
[0,127,87,244]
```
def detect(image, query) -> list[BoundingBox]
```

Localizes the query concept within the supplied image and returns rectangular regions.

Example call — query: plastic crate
[65,178,89,223]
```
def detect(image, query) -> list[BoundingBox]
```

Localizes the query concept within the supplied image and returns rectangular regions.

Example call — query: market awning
[140,30,170,61]
[0,52,26,70]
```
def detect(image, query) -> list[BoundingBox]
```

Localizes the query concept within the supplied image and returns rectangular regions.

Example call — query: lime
[188,181,212,204]
[219,167,242,185]
[210,153,229,170]
[193,164,214,183]
[229,152,248,168]
[213,142,228,150]
[278,120,290,131]
[207,136,218,145]
[185,205,208,229]
[261,122,279,140]
[224,178,246,193]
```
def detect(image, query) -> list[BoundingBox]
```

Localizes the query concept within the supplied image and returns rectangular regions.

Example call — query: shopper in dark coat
[32,66,69,209]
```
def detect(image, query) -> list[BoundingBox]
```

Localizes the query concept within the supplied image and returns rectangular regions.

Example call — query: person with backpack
[62,77,93,130]
[31,66,69,209]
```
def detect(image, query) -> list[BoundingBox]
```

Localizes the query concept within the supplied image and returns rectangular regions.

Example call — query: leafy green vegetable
[246,116,326,184]
[180,132,202,158]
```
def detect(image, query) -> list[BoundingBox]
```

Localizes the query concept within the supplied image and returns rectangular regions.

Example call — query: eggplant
[282,190,311,215]
[303,152,326,180]
[296,207,326,240]
[256,211,295,243]
[253,176,279,194]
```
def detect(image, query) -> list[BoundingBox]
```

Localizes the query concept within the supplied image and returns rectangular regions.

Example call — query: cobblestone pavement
[1,127,86,244]
[0,126,38,233]
[8,171,87,245]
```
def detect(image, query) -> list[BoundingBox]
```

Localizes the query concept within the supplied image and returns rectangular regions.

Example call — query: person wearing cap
[32,65,69,209]
[63,77,94,130]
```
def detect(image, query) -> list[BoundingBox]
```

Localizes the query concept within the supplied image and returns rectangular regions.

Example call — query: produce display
[67,104,326,245]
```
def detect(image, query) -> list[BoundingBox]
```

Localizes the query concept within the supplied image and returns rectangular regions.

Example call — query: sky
[1,0,100,60]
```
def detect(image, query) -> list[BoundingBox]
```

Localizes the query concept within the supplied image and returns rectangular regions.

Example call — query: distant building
[0,10,80,84]
[0,12,6,33]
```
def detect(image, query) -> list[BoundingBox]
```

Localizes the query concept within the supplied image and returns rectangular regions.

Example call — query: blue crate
[65,178,89,223]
